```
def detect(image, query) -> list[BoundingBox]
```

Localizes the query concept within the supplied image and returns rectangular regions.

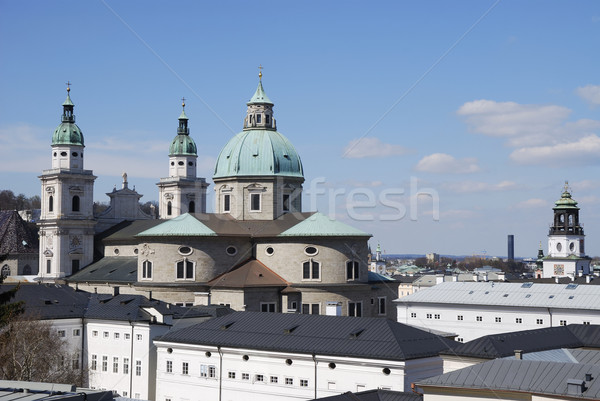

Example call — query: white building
[395,281,600,342]
[154,311,456,401]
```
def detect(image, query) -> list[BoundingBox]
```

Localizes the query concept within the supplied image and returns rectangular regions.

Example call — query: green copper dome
[213,129,303,178]
[553,188,579,210]
[52,92,84,146]
[169,107,198,156]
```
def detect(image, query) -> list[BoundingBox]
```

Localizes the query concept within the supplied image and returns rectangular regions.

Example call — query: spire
[248,66,273,105]
[178,97,189,135]
[62,81,75,123]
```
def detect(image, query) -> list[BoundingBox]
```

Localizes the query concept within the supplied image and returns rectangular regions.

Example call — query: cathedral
[37,75,397,319]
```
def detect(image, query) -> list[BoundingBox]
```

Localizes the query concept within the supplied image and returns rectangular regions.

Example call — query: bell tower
[542,182,591,278]
[157,99,208,218]
[38,84,96,280]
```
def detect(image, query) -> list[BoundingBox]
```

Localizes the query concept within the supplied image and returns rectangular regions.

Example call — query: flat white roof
[395,281,600,310]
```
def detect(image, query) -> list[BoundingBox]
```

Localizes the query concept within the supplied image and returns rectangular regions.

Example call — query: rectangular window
[136,334,142,341]
[125,333,131,340]
[242,373,249,380]
[457,315,463,321]
[102,356,108,372]
[114,332,120,339]
[72,354,79,370]
[285,377,293,385]
[176,260,194,279]
[346,261,359,280]
[283,194,290,212]
[228,371,236,379]
[250,193,261,211]
[537,318,544,325]
[311,303,320,315]
[223,194,230,212]
[208,366,216,378]
[411,312,417,318]
[103,331,109,339]
[476,316,483,322]
[495,317,502,323]
[57,330,66,337]
[200,364,207,378]
[91,355,97,371]
[134,394,140,399]
[434,314,440,319]
[348,301,362,317]
[46,259,51,274]
[113,357,119,373]
[123,358,129,375]
[427,313,432,319]
[255,374,264,382]
[378,297,386,315]
[516,318,523,324]
[135,360,141,376]
[182,362,189,375]
[300,379,309,387]
[92,330,98,337]
[270,376,278,384]
[142,261,152,279]
[73,329,80,336]
[72,259,80,274]
[584,321,591,325]
[166,360,172,373]
[260,302,276,313]
[560,320,567,326]
[457,337,464,343]
[256,114,262,123]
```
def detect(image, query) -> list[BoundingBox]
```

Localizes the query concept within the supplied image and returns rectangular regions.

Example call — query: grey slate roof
[503,348,600,365]
[441,324,600,359]
[316,389,421,401]
[0,380,113,401]
[395,281,600,310]
[0,210,38,254]
[67,256,138,283]
[156,311,456,361]
[417,359,600,399]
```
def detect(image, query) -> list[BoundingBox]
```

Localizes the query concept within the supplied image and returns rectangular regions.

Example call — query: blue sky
[1,1,599,257]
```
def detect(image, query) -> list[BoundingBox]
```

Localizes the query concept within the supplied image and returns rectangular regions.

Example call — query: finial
[564,180,570,193]
[181,97,186,109]
[258,64,263,81]
[66,81,71,93]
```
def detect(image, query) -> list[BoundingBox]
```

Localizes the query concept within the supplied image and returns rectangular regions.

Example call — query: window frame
[142,260,153,280]
[346,260,360,281]
[176,258,195,280]
[223,194,231,213]
[348,301,363,317]
[250,193,261,212]
[302,259,321,281]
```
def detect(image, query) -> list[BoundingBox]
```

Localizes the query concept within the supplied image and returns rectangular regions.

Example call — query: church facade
[39,77,398,319]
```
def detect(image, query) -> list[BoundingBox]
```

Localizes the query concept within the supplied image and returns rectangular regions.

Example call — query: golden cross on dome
[258,64,263,81]
[181,97,186,108]
[564,180,570,192]
[66,81,71,92]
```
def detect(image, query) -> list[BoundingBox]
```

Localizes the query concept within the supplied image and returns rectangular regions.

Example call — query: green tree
[0,254,24,328]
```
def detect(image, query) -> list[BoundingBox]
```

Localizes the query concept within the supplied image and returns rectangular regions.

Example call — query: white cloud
[577,84,600,106]
[0,124,49,173]
[510,135,600,166]
[415,153,480,174]
[457,99,572,147]
[343,137,410,159]
[442,180,518,193]
[514,198,547,209]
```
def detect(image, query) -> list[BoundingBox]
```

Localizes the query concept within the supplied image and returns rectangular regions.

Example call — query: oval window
[328,362,336,369]
[134,248,139,255]
[178,246,192,256]
[382,368,391,375]
[170,161,175,166]
[305,246,318,256]
[285,359,292,366]
[226,246,237,256]
[60,151,67,157]
[569,242,575,251]
[178,161,184,166]
[53,152,57,157]
[265,246,274,256]
[188,161,194,166]
[72,152,78,157]
[557,243,562,252]
[113,248,119,255]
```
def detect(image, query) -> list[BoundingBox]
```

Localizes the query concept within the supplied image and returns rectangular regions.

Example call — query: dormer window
[265,115,270,125]
[256,114,262,123]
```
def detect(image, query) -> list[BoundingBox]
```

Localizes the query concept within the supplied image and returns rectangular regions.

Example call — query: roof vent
[120,298,133,305]
[349,329,364,339]
[284,325,299,334]
[585,373,593,381]
[566,379,586,395]
[521,282,534,288]
[220,322,235,330]
[503,294,509,297]
[44,300,52,305]
[566,283,578,290]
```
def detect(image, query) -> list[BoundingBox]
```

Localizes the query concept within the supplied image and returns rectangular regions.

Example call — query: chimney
[514,350,523,360]
[566,379,586,395]
[586,275,592,284]
[473,274,479,282]
[452,274,458,282]
[435,274,445,285]
[498,272,506,281]
[555,276,560,283]
[483,272,489,282]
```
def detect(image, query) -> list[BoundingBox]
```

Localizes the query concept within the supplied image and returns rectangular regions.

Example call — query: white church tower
[38,85,96,280]
[542,182,591,278]
[157,100,208,219]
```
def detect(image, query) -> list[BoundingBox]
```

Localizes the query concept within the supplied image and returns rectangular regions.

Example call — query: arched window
[167,201,172,216]
[48,196,54,212]
[189,201,195,213]
[302,259,320,280]
[1,265,10,278]
[142,261,152,279]
[72,196,80,212]
[176,259,194,279]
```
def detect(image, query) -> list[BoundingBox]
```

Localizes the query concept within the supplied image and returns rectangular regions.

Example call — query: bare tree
[0,315,85,385]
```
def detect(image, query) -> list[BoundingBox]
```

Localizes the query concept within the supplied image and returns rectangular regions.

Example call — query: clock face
[556,243,562,252]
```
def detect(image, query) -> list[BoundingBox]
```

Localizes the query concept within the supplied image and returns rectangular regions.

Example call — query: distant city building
[507,234,514,261]
[369,243,387,275]
[542,183,591,279]
[425,253,439,264]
